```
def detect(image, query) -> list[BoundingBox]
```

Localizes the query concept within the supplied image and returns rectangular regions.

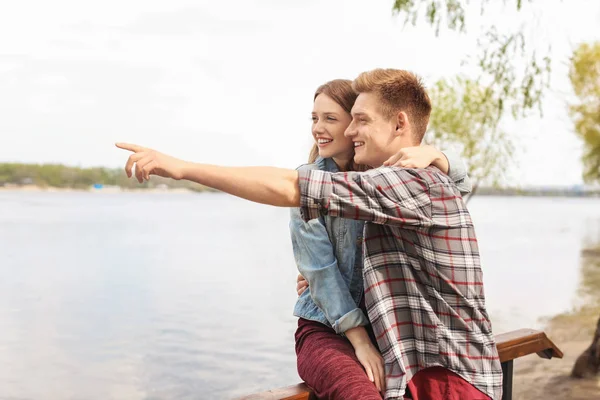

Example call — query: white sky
[0,0,599,186]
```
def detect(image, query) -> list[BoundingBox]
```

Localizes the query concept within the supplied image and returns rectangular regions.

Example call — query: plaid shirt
[298,166,503,400]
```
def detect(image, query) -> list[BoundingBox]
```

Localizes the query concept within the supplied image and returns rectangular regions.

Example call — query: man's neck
[368,139,422,168]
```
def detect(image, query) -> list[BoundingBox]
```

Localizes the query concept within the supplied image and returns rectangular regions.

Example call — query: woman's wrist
[426,146,450,174]
[345,326,372,347]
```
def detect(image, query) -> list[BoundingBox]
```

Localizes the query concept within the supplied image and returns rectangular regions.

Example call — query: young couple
[116,68,503,400]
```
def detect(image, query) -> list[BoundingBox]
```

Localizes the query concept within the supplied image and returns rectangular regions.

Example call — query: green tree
[569,41,600,183]
[568,42,600,378]
[392,1,551,120]
[392,1,550,198]
[426,77,515,200]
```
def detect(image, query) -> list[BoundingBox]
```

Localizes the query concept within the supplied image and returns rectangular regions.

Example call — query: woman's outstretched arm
[116,142,300,207]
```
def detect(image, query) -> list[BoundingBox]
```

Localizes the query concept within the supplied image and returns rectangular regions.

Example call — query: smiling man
[117,68,502,400]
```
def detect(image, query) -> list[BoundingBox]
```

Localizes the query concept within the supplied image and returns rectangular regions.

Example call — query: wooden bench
[237,328,563,400]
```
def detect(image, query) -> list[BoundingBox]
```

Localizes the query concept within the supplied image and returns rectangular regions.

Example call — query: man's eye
[311,116,318,122]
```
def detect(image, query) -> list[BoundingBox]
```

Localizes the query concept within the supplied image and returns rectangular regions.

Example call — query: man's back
[361,167,502,399]
[298,166,503,399]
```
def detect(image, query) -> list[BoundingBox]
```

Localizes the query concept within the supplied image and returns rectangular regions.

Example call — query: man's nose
[344,122,356,138]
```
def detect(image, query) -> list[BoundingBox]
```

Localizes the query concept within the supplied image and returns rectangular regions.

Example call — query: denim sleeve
[441,150,473,196]
[289,207,368,334]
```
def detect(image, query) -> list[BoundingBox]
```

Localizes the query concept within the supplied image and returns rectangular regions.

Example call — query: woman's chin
[318,149,333,159]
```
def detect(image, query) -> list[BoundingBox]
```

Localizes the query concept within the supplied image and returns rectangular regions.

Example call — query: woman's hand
[296,274,308,296]
[115,143,188,182]
[354,341,386,394]
[345,326,386,394]
[382,144,449,174]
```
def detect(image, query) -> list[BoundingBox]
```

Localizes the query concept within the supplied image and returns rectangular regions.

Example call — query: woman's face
[312,94,354,162]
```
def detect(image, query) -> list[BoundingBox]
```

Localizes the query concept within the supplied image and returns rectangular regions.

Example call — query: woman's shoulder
[296,157,334,172]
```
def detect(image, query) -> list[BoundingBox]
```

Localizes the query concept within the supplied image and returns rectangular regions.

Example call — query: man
[116,68,503,399]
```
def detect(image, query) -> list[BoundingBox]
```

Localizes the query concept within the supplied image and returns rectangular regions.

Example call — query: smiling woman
[309,80,357,172]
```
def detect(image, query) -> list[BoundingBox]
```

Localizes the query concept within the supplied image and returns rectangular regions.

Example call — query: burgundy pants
[295,317,383,400]
[295,318,491,400]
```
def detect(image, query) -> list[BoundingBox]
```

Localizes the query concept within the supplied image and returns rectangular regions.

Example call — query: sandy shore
[507,242,600,399]
[512,307,600,399]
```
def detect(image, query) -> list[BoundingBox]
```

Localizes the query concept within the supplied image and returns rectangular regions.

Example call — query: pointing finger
[116,142,147,153]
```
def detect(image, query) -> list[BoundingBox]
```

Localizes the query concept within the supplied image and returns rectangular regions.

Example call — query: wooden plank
[239,329,563,399]
[495,329,563,363]
[236,383,314,400]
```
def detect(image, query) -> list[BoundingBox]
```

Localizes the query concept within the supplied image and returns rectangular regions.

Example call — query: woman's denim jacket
[290,152,472,334]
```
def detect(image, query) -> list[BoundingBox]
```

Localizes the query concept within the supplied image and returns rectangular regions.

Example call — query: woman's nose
[313,121,326,135]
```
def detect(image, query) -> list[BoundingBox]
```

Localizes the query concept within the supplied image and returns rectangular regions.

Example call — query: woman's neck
[332,156,351,172]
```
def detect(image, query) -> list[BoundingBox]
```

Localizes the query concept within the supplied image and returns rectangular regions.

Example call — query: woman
[290,79,471,400]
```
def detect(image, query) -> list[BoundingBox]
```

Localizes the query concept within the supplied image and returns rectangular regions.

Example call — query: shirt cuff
[298,169,333,222]
[332,307,369,334]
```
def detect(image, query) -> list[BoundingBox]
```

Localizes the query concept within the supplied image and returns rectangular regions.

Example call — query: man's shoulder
[369,166,453,184]
[363,166,433,180]
[360,167,461,196]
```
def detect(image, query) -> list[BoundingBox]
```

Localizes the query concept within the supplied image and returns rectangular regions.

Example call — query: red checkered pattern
[298,166,503,400]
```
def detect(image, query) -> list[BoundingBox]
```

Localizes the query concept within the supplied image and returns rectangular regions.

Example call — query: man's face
[344,92,397,167]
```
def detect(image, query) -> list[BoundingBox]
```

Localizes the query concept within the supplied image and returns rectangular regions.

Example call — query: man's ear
[395,111,408,136]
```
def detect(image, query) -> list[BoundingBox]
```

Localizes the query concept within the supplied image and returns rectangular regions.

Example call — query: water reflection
[1,193,600,399]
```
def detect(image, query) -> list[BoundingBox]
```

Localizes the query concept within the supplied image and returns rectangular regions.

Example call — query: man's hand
[345,326,386,393]
[382,145,449,174]
[116,143,188,183]
[296,274,308,296]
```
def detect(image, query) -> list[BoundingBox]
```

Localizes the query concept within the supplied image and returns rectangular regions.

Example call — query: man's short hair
[352,69,432,142]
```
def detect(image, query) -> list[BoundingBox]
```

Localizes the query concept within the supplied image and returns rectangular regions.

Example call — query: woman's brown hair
[308,79,367,171]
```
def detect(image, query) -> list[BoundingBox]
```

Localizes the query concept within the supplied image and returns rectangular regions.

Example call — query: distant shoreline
[0,185,196,194]
[1,163,598,197]
[0,163,212,193]
[1,185,599,198]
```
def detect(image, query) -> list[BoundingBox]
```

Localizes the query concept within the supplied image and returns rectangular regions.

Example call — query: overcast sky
[1,0,599,186]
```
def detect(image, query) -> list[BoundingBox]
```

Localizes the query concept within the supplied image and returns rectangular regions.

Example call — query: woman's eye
[311,116,318,122]
[327,116,336,121]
